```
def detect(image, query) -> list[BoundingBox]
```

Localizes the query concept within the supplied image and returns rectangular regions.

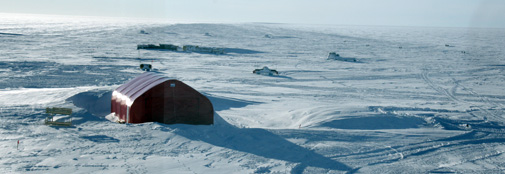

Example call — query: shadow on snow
[80,135,119,143]
[205,93,262,112]
[171,114,352,173]
[66,90,353,172]
[320,114,427,130]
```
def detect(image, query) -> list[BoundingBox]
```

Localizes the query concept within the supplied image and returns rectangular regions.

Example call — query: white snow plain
[1,13,505,173]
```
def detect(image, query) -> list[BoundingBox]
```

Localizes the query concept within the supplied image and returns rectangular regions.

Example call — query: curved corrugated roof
[114,72,171,106]
[128,77,170,101]
[115,72,153,93]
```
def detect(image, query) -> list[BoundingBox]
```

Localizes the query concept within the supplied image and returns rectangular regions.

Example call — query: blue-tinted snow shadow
[172,114,352,173]
[64,90,352,172]
[66,90,112,117]
[0,32,23,36]
[170,94,352,172]
[80,135,119,143]
[64,90,112,125]
[319,114,427,130]
[251,73,293,80]
[204,93,262,111]
[487,64,505,67]
[62,110,107,126]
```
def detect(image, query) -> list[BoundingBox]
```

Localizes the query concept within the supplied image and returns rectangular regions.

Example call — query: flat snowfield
[1,13,505,173]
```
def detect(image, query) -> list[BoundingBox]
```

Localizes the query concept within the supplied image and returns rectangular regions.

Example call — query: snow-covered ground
[1,13,505,173]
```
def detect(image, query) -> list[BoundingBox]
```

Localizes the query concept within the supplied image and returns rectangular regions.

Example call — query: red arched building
[111,72,213,125]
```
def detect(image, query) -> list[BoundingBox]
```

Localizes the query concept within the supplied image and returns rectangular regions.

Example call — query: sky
[1,0,504,28]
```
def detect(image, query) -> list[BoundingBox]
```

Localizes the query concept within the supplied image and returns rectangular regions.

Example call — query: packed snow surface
[1,13,505,173]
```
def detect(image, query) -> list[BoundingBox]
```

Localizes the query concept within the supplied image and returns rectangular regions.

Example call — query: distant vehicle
[140,64,152,71]
[327,52,357,62]
[253,66,279,75]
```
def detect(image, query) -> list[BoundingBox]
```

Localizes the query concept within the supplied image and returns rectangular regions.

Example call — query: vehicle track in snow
[323,100,505,173]
[420,69,459,102]
[452,78,505,123]
[339,125,505,173]
[420,68,505,123]
[429,149,505,173]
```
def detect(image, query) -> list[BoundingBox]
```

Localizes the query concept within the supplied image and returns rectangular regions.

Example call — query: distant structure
[45,107,72,126]
[139,30,149,34]
[253,66,279,76]
[111,72,214,125]
[137,44,180,51]
[137,44,224,54]
[327,52,356,62]
[182,45,224,54]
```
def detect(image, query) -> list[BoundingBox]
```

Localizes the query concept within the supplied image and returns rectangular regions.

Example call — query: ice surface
[1,13,505,173]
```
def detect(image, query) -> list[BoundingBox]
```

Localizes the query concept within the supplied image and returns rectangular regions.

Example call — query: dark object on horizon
[111,72,214,125]
[0,32,23,36]
[327,52,356,62]
[140,64,152,71]
[140,30,149,34]
[137,44,179,51]
[137,44,224,54]
[253,66,279,75]
[182,45,225,54]
[399,46,402,49]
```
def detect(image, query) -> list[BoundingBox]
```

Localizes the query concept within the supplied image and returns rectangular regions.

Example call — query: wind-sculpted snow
[320,114,427,130]
[1,13,505,173]
[205,93,262,111]
[66,89,112,117]
[174,114,353,172]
